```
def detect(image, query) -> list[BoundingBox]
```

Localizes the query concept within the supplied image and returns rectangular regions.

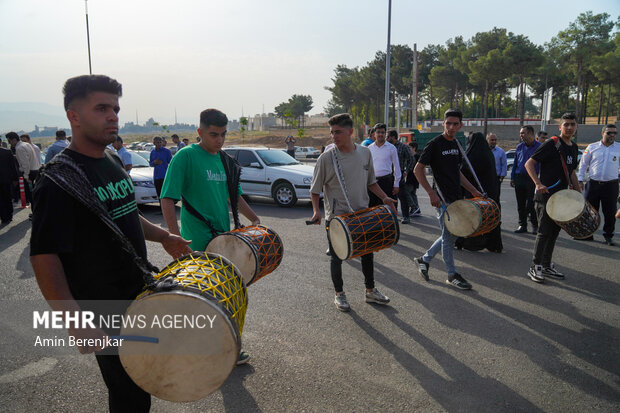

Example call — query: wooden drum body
[206,225,283,286]
[444,197,500,238]
[118,253,247,402]
[328,205,400,260]
[546,189,600,239]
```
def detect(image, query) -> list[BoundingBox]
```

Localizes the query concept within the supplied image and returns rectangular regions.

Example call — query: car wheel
[273,182,297,207]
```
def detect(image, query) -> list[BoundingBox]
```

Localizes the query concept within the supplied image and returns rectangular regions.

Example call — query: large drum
[118,252,247,402]
[205,225,283,286]
[546,189,600,239]
[444,197,500,238]
[328,205,400,260]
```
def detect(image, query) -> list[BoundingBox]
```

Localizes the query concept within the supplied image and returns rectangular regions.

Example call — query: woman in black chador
[455,132,503,252]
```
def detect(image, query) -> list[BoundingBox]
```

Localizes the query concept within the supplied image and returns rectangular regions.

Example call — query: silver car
[223,147,315,207]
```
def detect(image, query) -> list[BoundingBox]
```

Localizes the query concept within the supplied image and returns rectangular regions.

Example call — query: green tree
[550,11,615,122]
[239,116,248,142]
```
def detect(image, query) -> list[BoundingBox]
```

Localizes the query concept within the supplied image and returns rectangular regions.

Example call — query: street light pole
[85,0,92,74]
[384,0,392,125]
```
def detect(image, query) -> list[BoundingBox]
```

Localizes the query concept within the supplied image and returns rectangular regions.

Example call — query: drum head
[547,189,584,222]
[329,218,351,260]
[206,234,257,286]
[444,200,481,237]
[119,291,239,402]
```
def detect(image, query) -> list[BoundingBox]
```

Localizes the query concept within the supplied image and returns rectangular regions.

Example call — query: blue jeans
[423,207,457,276]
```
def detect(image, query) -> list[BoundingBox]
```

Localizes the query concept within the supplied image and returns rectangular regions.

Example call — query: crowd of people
[0,73,617,412]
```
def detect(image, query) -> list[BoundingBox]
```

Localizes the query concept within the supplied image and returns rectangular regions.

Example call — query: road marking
[0,357,58,383]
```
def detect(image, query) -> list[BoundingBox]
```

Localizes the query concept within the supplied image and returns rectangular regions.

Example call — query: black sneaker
[415,257,429,281]
[605,237,615,246]
[528,265,545,283]
[542,263,564,279]
[446,273,472,290]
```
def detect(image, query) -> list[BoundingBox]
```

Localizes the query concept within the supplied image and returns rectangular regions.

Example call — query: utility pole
[84,0,92,74]
[174,108,177,125]
[412,43,418,130]
[384,0,392,125]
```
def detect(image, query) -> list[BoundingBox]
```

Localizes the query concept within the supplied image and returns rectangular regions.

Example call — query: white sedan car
[294,146,320,159]
[223,147,315,207]
[127,150,159,204]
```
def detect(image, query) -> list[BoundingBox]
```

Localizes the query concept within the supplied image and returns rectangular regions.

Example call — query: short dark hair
[63,75,122,110]
[603,124,616,132]
[153,136,162,142]
[200,109,228,129]
[522,125,534,135]
[369,127,375,135]
[20,134,31,141]
[115,136,123,144]
[56,130,66,138]
[444,109,463,122]
[373,123,386,131]
[171,134,179,139]
[328,113,353,128]
[537,130,547,137]
[6,132,19,142]
[560,112,576,121]
[387,129,398,139]
[408,141,418,150]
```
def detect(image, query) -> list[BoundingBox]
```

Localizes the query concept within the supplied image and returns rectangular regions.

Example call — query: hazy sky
[1,0,618,130]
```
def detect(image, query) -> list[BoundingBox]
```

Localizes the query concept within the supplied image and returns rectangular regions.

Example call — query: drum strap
[181,196,221,238]
[330,148,354,213]
[454,138,486,196]
[41,153,161,289]
[551,136,573,190]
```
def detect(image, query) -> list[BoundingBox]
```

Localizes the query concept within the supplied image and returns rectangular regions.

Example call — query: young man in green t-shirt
[160,108,260,365]
[160,109,260,250]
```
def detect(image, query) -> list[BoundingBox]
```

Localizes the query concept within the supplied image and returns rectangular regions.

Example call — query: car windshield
[129,151,150,167]
[257,150,299,166]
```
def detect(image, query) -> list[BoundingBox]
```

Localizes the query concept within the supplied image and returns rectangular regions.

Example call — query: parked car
[223,147,315,207]
[127,150,159,204]
[506,149,516,172]
[133,150,151,162]
[294,146,320,159]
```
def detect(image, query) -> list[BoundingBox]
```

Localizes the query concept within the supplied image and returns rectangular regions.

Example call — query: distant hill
[0,102,69,133]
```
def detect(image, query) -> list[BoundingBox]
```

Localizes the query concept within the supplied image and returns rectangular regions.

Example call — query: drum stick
[110,335,159,344]
[547,179,561,190]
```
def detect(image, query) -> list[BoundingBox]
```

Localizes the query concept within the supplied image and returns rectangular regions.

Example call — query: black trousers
[154,178,164,198]
[396,178,409,218]
[369,174,396,207]
[95,355,151,413]
[532,199,561,267]
[514,174,537,227]
[0,182,13,222]
[584,179,619,239]
[286,149,295,158]
[326,222,374,292]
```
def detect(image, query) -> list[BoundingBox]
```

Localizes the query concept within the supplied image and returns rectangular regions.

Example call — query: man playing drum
[160,108,260,364]
[524,112,581,283]
[413,109,482,290]
[29,75,192,412]
[309,113,395,312]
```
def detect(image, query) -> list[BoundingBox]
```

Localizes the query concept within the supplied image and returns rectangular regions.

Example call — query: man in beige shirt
[309,113,395,312]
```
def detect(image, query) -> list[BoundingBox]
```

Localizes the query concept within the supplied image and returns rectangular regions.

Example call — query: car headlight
[303,177,312,184]
[133,180,155,188]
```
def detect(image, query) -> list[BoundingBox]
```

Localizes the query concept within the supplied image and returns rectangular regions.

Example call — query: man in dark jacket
[0,137,19,224]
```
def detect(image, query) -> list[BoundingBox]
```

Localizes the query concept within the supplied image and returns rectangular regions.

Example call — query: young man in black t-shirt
[413,109,482,290]
[524,112,581,283]
[30,75,192,412]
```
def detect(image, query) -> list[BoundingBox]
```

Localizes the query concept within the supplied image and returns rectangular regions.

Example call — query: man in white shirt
[112,136,132,173]
[7,132,38,205]
[487,133,507,201]
[577,124,619,245]
[368,123,401,207]
[21,134,42,170]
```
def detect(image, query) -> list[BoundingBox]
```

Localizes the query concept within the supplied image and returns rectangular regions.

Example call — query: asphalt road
[1,182,619,413]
